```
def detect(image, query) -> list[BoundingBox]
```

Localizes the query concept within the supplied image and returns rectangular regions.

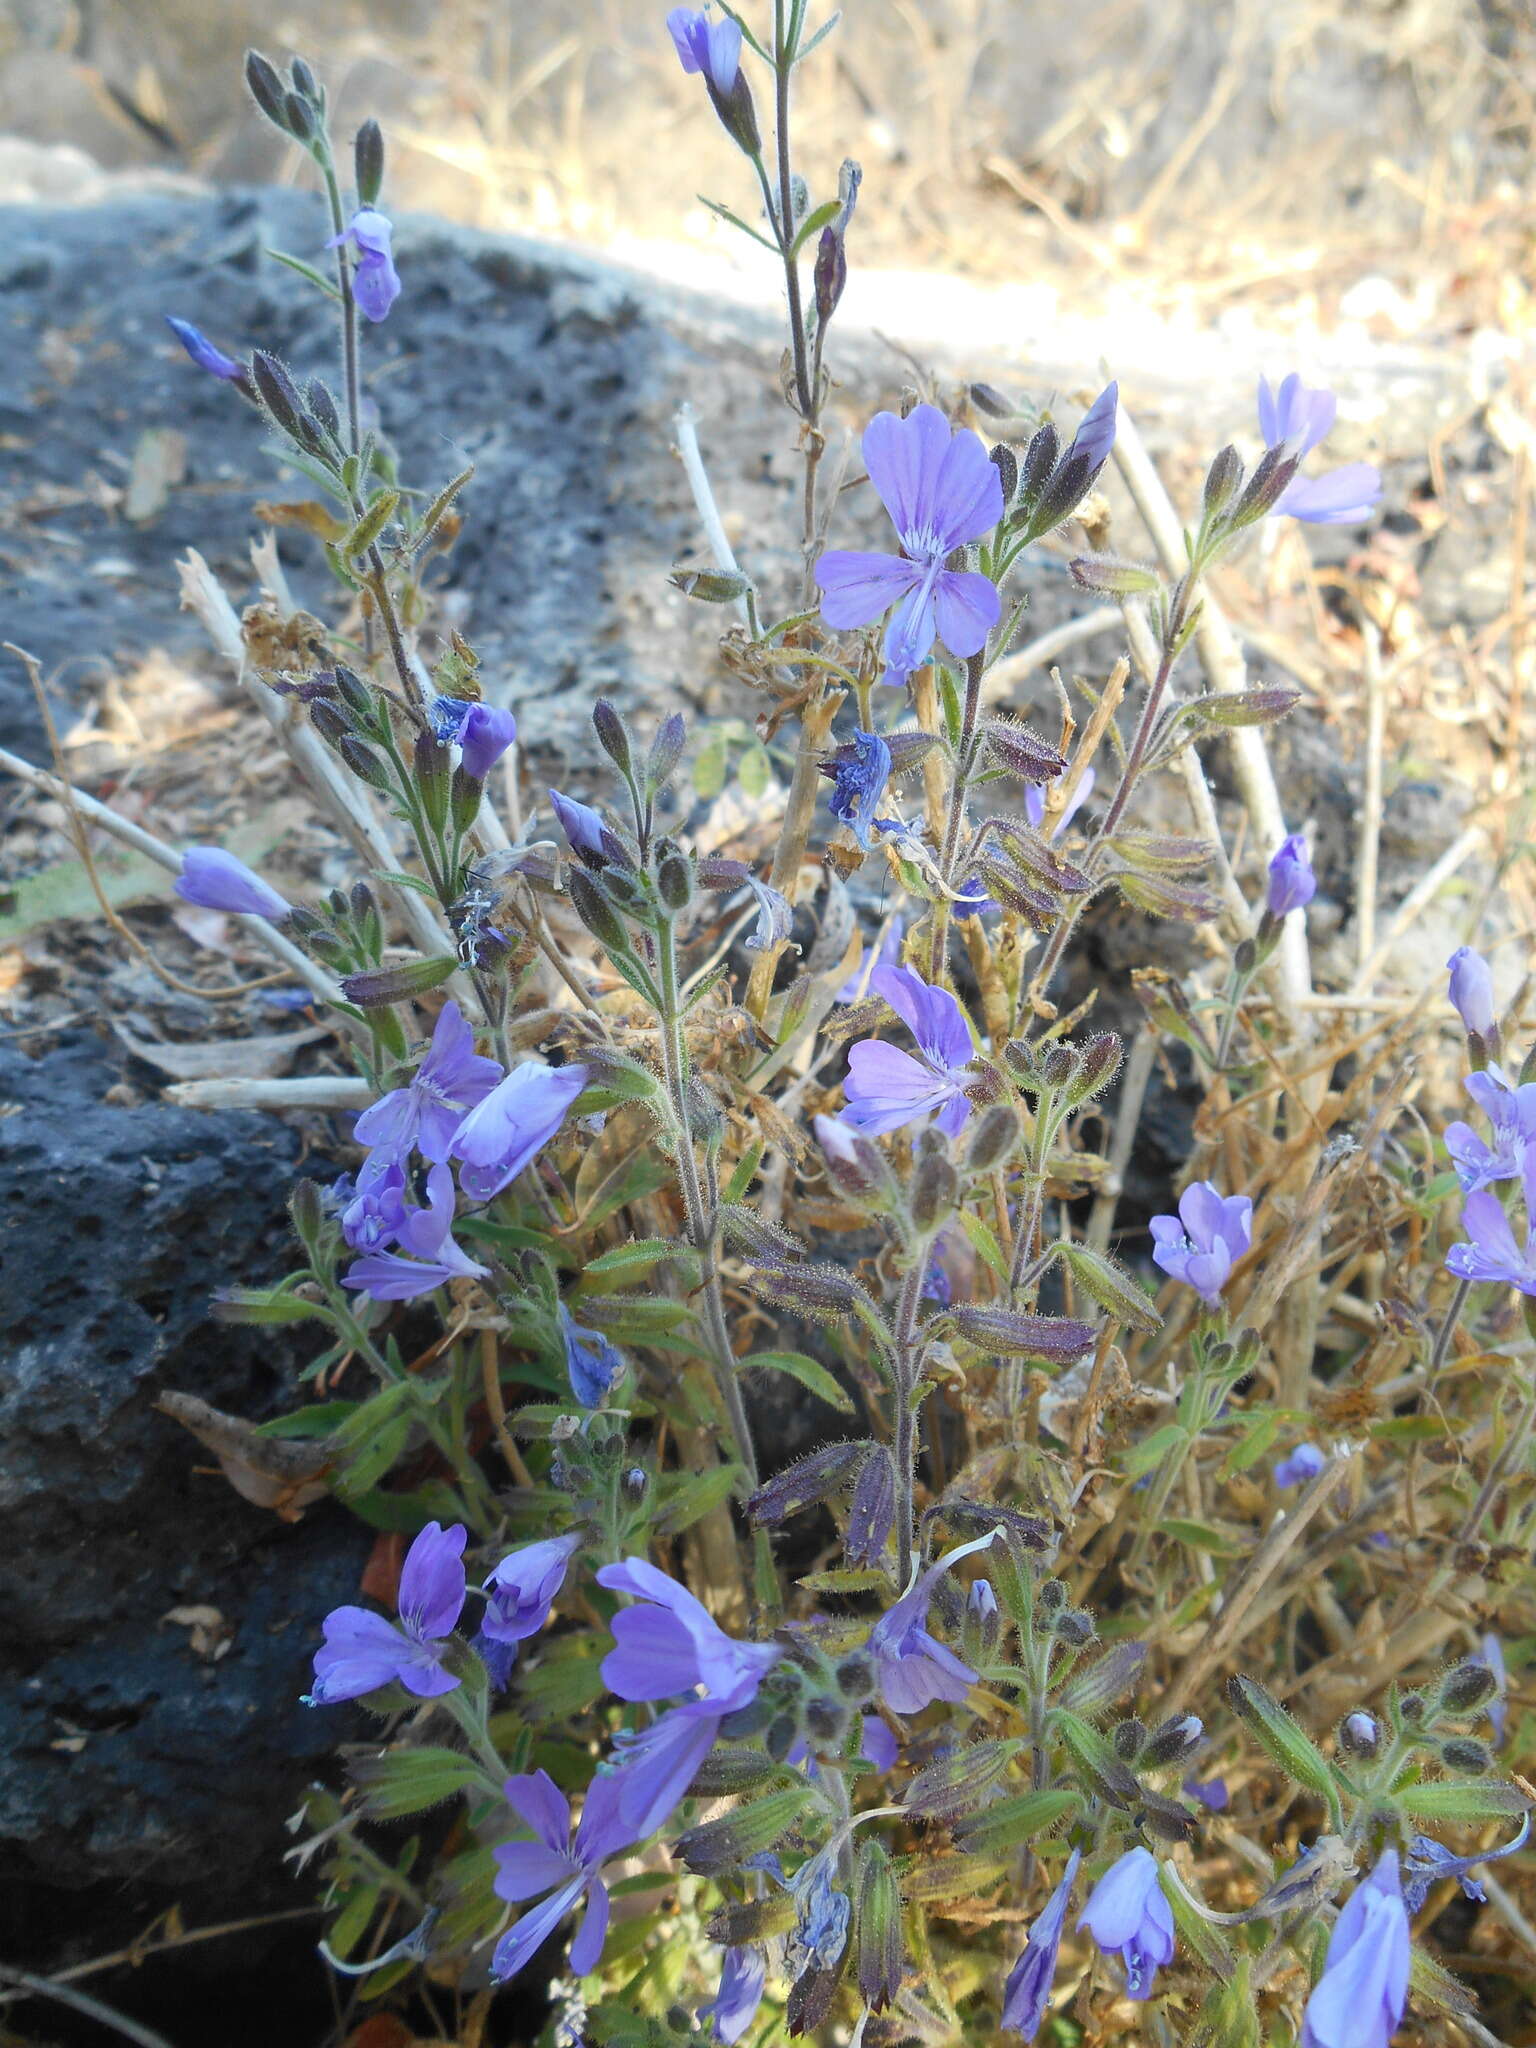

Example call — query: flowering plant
[21,18,1533,2048]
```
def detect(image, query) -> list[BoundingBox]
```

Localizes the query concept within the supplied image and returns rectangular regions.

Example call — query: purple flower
[835,921,909,999]
[308,1520,466,1703]
[597,1557,781,1712]
[824,728,893,850]
[342,1162,491,1300]
[1267,833,1316,917]
[339,1156,408,1251]
[741,871,793,954]
[666,5,742,93]
[354,1000,504,1165]
[482,1533,581,1651]
[165,316,243,382]
[450,1061,590,1201]
[816,404,1003,689]
[1002,1846,1080,2040]
[175,846,290,921]
[1070,383,1119,471]
[869,1527,996,1714]
[1403,1812,1528,1915]
[1025,765,1095,840]
[1445,1067,1536,1191]
[842,965,975,1139]
[1149,1181,1253,1306]
[791,1859,851,1968]
[1184,1776,1229,1812]
[1299,1850,1409,2048]
[432,697,517,780]
[701,1945,766,2045]
[1447,946,1498,1044]
[1447,1157,1536,1294]
[1274,1443,1327,1489]
[1077,1846,1176,2002]
[491,1768,635,1981]
[549,789,614,867]
[560,1304,625,1407]
[861,1715,899,1771]
[1258,373,1381,526]
[952,875,998,920]
[607,1702,724,1837]
[1484,1631,1509,1746]
[327,208,401,323]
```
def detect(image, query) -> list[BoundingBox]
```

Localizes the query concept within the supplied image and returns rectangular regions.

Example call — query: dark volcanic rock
[0,1030,368,1942]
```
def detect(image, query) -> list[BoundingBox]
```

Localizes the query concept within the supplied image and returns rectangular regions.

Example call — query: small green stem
[891,1261,927,1585]
[319,157,362,458]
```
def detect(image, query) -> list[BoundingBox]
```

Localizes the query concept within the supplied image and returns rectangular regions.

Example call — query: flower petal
[932,569,1001,658]
[815,550,922,629]
[862,405,954,545]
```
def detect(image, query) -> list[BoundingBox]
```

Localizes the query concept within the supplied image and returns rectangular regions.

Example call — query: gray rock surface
[0,1029,367,1957]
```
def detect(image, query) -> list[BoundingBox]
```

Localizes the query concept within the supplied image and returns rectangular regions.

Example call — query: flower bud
[1399,1693,1426,1725]
[749,1263,859,1322]
[966,1103,1019,1172]
[413,730,452,833]
[1113,1717,1148,1761]
[567,869,630,955]
[337,735,392,790]
[813,1114,889,1204]
[309,699,355,750]
[655,841,695,913]
[1144,1714,1204,1769]
[910,1150,959,1235]
[354,117,385,206]
[283,90,315,142]
[244,50,289,128]
[288,1177,324,1249]
[813,226,847,328]
[592,698,633,778]
[764,1713,800,1765]
[1069,1030,1124,1104]
[1440,1737,1494,1775]
[846,1447,896,1567]
[339,955,458,1007]
[1201,444,1245,522]
[804,1695,847,1744]
[305,378,341,442]
[675,1786,810,1874]
[855,1841,904,2013]
[934,1306,1097,1363]
[251,350,304,436]
[718,1694,777,1741]
[620,1465,648,1504]
[966,1578,1000,1661]
[1069,554,1160,596]
[837,1654,875,1702]
[1053,1608,1094,1646]
[983,720,1068,784]
[1440,1660,1499,1714]
[1139,1790,1198,1844]
[748,1440,868,1526]
[688,1748,785,1796]
[1038,1578,1068,1614]
[1338,1710,1381,1760]
[646,712,687,796]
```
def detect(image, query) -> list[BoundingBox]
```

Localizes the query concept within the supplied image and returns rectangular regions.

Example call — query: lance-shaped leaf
[1394,1779,1530,1824]
[1049,1638,1147,1721]
[952,1787,1079,1855]
[675,1784,812,1875]
[1225,1676,1337,1801]
[1056,1242,1162,1332]
[903,1739,1023,1822]
[350,1746,486,1819]
[1175,686,1301,730]
[855,1840,906,2012]
[933,1305,1096,1363]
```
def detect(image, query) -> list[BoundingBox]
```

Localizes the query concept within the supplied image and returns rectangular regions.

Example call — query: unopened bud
[1202,444,1245,522]
[306,378,341,442]
[340,955,458,1007]
[413,730,452,833]
[283,91,315,143]
[592,698,633,777]
[1440,1737,1493,1775]
[813,226,847,327]
[655,841,694,913]
[567,869,630,955]
[750,1263,859,1321]
[337,735,391,790]
[675,1785,808,1873]
[764,1713,800,1765]
[1068,1030,1123,1103]
[748,1440,867,1526]
[1113,1717,1148,1761]
[804,1695,847,1744]
[813,1113,888,1203]
[837,1654,875,1703]
[1338,1710,1381,1760]
[646,712,687,796]
[244,51,289,128]
[967,1104,1019,1172]
[251,350,304,435]
[1053,1608,1094,1646]
[621,1465,648,1504]
[989,442,1019,505]
[354,117,385,206]
[1069,554,1160,597]
[1038,1578,1068,1613]
[1440,1660,1499,1714]
[966,1578,1000,1660]
[910,1150,959,1235]
[846,1449,896,1567]
[288,1177,323,1246]
[1144,1714,1205,1769]
[1399,1693,1426,1725]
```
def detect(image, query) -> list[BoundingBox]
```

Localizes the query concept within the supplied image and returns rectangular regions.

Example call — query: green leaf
[581,1154,676,1232]
[577,1294,693,1339]
[1371,1414,1448,1442]
[797,1566,890,1594]
[1395,1780,1530,1823]
[1051,1709,1140,1808]
[211,1285,335,1327]
[789,198,842,256]
[355,1746,484,1818]
[257,1401,355,1439]
[740,1348,854,1414]
[518,1642,609,1722]
[579,1238,703,1286]
[697,193,779,252]
[955,1206,1010,1287]
[1225,1676,1338,1803]
[265,246,341,298]
[723,1140,765,1204]
[653,1463,743,1536]
[951,1787,1079,1855]
[413,464,475,549]
[738,741,771,800]
[1159,1517,1245,1557]
[1220,1408,1282,1476]
[344,488,400,557]
[1120,1422,1187,1481]
[693,727,730,801]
